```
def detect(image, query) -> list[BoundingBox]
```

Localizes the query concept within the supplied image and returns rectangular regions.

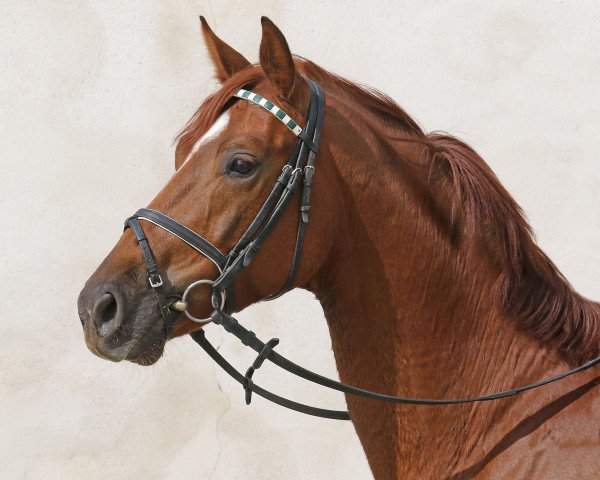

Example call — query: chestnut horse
[78,17,600,479]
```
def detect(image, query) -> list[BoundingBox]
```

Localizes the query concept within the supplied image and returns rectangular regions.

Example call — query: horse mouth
[124,324,167,365]
[82,310,169,366]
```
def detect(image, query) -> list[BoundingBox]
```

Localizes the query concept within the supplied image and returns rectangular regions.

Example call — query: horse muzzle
[78,280,167,365]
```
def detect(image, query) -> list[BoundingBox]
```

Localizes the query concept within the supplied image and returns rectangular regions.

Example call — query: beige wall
[2,1,599,478]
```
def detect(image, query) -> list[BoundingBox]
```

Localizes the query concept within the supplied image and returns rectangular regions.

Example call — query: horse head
[78,18,337,365]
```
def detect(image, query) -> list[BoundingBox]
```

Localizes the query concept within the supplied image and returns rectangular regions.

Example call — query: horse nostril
[92,292,121,336]
[101,294,117,324]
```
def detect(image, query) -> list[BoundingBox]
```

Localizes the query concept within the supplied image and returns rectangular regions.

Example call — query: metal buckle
[149,274,163,288]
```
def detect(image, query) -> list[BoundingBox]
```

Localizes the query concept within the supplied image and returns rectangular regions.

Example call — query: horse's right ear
[200,16,251,82]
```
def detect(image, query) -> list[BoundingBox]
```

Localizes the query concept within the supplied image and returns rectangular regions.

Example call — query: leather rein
[124,79,600,421]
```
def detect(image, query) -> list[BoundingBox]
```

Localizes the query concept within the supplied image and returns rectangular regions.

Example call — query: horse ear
[200,16,251,83]
[259,17,300,101]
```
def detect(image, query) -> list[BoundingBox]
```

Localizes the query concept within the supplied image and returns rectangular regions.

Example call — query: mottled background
[2,1,599,478]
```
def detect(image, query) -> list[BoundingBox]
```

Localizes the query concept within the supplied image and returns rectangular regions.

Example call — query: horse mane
[177,58,600,362]
[302,59,600,362]
[298,59,424,136]
[425,135,600,362]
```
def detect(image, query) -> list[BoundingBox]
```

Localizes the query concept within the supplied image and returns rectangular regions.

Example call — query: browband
[234,89,319,153]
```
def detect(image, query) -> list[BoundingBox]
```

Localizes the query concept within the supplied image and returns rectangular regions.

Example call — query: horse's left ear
[200,16,251,82]
[259,17,303,102]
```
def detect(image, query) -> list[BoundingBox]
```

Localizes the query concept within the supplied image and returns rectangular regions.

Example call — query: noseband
[124,79,600,421]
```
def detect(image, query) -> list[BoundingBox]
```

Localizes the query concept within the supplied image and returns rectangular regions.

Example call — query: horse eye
[229,158,256,176]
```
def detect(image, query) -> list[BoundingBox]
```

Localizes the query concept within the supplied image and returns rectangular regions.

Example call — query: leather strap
[195,308,600,420]
[267,81,325,300]
[133,209,229,270]
[191,330,350,420]
[125,217,178,331]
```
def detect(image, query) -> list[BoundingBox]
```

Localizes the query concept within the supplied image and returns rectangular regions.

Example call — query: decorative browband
[234,89,303,136]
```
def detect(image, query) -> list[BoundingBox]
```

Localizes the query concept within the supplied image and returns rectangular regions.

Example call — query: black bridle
[124,79,600,421]
[126,80,324,323]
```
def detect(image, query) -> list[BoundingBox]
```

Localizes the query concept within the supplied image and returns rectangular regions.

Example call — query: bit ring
[181,279,226,323]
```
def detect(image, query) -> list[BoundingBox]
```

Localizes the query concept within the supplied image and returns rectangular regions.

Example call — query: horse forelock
[175,66,265,160]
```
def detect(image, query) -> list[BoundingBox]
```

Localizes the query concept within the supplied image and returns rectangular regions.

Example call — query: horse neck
[308,102,600,476]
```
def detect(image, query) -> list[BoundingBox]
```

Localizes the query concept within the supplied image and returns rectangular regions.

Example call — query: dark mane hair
[177,58,599,361]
